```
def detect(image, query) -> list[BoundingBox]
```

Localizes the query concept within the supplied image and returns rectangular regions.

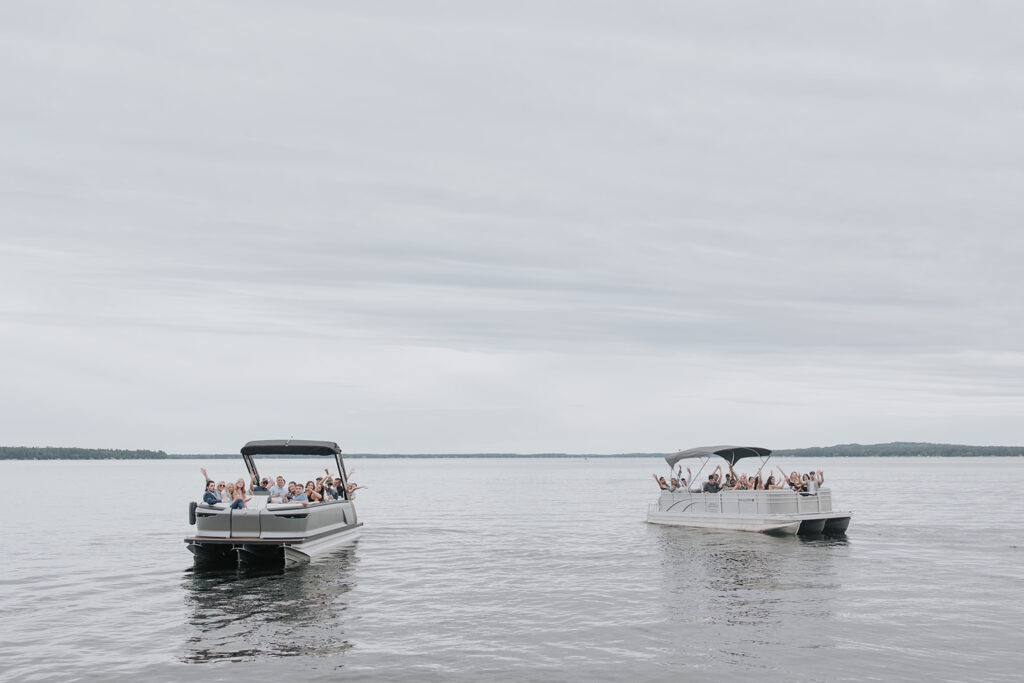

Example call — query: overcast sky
[2,1,1022,453]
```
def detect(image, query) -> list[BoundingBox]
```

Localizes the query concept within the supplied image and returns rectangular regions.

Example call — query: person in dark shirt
[202,480,220,505]
[702,466,723,493]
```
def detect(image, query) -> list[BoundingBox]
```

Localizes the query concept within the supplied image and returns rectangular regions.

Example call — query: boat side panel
[231,509,261,538]
[259,502,348,540]
[647,511,800,535]
[658,489,835,516]
[193,501,358,542]
[194,505,231,538]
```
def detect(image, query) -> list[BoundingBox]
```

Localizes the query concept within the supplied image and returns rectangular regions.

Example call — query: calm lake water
[2,456,1023,681]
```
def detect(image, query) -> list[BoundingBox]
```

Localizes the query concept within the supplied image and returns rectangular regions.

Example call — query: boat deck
[185,536,304,545]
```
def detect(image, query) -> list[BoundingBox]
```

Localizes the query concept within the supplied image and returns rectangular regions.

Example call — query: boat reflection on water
[651,526,849,634]
[181,545,359,663]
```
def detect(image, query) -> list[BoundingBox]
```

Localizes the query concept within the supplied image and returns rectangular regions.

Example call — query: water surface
[2,456,1022,681]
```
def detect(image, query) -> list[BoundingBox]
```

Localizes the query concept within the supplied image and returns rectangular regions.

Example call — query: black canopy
[240,439,350,501]
[665,445,772,468]
[241,439,341,457]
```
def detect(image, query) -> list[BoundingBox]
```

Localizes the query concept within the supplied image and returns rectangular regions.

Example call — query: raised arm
[200,467,210,484]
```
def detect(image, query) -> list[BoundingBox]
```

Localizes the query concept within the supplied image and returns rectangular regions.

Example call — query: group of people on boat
[653,465,824,495]
[200,467,367,509]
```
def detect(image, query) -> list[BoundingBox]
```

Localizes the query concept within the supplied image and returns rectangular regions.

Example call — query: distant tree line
[773,442,1024,458]
[0,446,170,460]
[2,442,1021,460]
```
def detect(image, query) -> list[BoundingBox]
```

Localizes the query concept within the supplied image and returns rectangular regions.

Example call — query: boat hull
[647,510,800,535]
[186,498,362,567]
[646,488,851,536]
[822,515,851,534]
[187,523,362,567]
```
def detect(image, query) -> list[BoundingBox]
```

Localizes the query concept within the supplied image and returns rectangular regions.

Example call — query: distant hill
[773,442,1024,458]
[1,442,1022,459]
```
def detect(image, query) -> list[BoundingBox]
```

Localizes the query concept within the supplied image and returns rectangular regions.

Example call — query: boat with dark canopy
[646,445,851,535]
[185,439,362,566]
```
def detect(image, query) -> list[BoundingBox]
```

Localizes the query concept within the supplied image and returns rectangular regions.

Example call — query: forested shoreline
[0,447,172,460]
[775,443,1024,458]
[2,442,1022,460]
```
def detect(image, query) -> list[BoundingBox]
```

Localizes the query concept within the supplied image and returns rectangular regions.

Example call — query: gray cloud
[2,0,1022,451]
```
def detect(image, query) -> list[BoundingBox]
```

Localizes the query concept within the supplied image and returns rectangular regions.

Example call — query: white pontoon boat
[185,439,362,567]
[646,446,851,535]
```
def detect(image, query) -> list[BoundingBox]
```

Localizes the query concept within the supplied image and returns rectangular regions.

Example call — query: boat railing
[655,488,834,516]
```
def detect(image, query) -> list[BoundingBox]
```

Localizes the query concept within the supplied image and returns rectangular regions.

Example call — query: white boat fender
[189,501,197,525]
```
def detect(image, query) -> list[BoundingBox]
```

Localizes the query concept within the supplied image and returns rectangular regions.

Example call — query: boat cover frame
[666,446,774,489]
[240,439,350,501]
[665,445,772,468]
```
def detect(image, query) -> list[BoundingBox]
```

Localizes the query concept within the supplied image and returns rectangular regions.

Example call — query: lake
[1,456,1022,681]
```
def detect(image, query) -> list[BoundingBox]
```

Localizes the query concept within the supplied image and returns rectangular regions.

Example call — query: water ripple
[2,457,1023,681]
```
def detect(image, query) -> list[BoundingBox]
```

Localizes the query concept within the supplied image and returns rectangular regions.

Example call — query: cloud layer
[2,1,1022,452]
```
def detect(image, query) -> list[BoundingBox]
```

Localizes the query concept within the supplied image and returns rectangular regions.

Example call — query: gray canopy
[665,445,772,468]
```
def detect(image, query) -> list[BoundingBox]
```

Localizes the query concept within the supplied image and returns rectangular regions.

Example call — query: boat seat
[267,503,306,510]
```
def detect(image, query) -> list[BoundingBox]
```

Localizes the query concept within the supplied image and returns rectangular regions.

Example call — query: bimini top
[665,445,771,468]
[241,440,341,457]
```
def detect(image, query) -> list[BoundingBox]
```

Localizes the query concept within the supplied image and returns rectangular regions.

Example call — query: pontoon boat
[646,446,851,535]
[185,439,362,567]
